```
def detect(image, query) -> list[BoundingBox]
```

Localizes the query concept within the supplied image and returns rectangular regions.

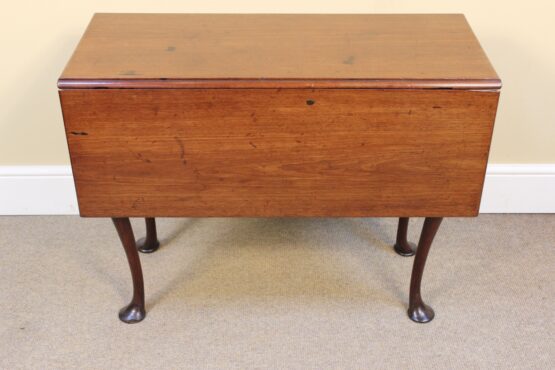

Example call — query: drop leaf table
[58,14,501,323]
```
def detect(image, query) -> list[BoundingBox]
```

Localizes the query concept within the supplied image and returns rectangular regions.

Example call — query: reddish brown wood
[58,14,500,90]
[60,88,499,217]
[408,217,443,323]
[136,217,160,253]
[394,217,416,256]
[58,13,502,324]
[58,78,501,90]
[112,217,145,323]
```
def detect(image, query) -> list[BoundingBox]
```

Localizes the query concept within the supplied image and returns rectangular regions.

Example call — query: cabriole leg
[394,217,416,256]
[408,217,443,323]
[137,217,160,253]
[112,217,146,323]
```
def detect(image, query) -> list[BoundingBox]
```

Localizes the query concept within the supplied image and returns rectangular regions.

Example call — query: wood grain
[60,88,499,217]
[58,14,500,90]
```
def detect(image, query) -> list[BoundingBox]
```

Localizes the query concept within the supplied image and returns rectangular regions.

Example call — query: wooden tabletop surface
[59,13,500,89]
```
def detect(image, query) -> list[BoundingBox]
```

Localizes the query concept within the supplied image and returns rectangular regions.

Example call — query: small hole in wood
[306,99,315,106]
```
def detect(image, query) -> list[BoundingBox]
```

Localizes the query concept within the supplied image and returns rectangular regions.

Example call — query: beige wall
[1,1,553,165]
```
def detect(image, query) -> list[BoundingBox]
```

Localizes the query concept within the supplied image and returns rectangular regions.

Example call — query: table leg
[136,217,160,253]
[408,217,443,323]
[112,217,146,323]
[394,217,416,256]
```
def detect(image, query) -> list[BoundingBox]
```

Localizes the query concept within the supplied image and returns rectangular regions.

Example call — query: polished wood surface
[408,217,443,323]
[394,217,416,256]
[112,217,145,323]
[59,14,500,90]
[136,218,160,253]
[59,13,501,323]
[60,88,499,217]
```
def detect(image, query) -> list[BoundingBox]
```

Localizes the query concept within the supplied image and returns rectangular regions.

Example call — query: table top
[58,13,500,90]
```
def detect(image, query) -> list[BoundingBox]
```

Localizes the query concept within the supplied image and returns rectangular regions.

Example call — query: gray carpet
[0,215,553,369]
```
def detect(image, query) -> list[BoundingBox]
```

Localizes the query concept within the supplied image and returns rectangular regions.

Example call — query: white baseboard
[0,166,78,215]
[479,164,555,213]
[0,165,554,215]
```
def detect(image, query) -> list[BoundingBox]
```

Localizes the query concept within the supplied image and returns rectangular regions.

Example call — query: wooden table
[58,14,501,323]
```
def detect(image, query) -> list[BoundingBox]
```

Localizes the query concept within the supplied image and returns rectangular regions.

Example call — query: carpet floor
[0,215,553,369]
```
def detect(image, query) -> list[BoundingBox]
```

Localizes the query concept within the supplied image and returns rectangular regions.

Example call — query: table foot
[408,302,435,323]
[394,241,416,256]
[137,217,160,253]
[112,217,147,324]
[119,302,146,323]
[394,217,416,256]
[407,217,443,324]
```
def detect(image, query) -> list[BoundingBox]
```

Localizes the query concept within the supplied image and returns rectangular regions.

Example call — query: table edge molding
[57,78,502,90]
